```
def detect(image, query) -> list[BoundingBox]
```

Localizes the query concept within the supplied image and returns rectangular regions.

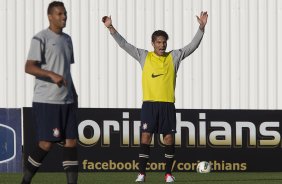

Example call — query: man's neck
[49,26,63,34]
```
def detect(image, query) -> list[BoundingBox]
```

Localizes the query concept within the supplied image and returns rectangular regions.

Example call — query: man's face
[48,6,67,30]
[152,36,167,56]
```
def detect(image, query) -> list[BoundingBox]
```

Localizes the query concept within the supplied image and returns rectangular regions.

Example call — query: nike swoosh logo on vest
[151,73,164,78]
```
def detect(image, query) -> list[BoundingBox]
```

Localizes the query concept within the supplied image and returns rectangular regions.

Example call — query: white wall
[0,0,281,109]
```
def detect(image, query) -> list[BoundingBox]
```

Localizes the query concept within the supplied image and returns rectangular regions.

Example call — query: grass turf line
[1,172,282,184]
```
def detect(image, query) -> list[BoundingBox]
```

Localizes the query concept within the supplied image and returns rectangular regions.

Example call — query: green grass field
[1,172,282,184]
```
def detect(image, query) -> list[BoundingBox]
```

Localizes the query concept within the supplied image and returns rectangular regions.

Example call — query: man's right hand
[49,72,67,87]
[25,60,66,87]
[102,16,112,28]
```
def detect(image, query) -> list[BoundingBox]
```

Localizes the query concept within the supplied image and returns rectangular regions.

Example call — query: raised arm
[102,16,147,64]
[172,11,208,66]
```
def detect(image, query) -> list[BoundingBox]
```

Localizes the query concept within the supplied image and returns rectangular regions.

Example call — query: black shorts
[140,102,176,134]
[32,102,78,142]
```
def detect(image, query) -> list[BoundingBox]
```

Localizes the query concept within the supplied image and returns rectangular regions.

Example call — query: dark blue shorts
[140,102,176,134]
[32,102,78,142]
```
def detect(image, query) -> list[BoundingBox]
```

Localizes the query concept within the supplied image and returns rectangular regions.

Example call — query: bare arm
[25,60,66,87]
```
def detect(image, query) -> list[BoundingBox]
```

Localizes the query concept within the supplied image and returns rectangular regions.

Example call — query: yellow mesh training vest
[142,52,175,102]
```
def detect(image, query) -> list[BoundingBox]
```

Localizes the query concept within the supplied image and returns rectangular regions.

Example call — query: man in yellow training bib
[102,12,208,183]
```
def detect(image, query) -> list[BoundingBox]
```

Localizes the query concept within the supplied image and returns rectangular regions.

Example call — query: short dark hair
[151,30,169,42]
[47,1,65,15]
